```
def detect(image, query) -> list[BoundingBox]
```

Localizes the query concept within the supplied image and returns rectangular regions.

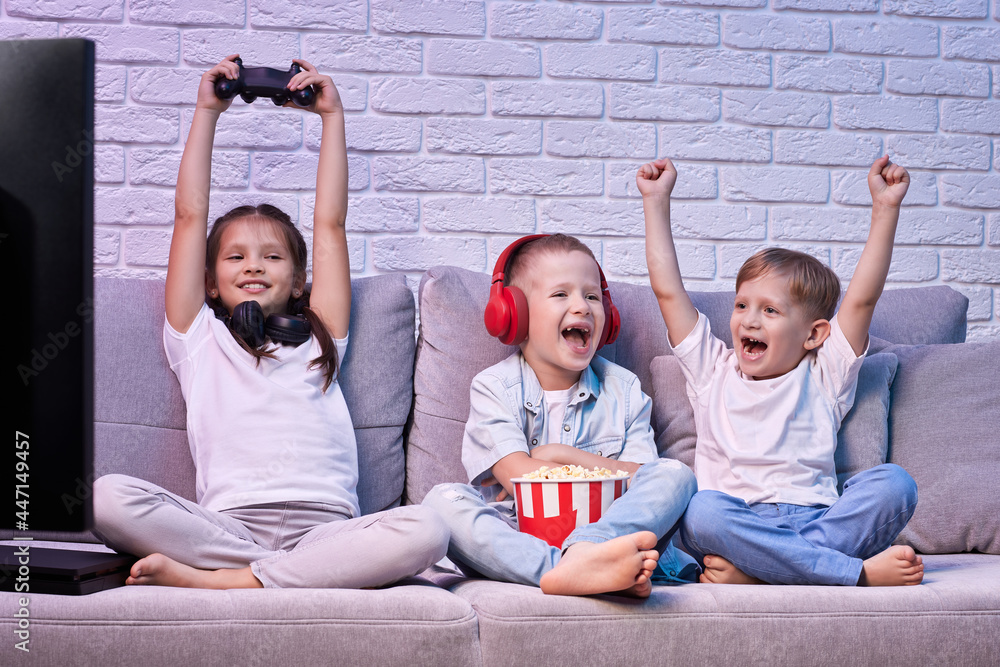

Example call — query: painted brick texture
[2,0,996,340]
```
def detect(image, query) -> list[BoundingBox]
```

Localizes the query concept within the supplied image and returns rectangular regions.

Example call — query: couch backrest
[14,274,417,543]
[886,339,1000,555]
[405,265,969,504]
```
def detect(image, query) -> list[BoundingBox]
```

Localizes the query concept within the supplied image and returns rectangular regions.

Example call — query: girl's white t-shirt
[163,303,359,517]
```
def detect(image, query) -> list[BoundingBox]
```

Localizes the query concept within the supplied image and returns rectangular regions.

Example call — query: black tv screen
[2,39,95,533]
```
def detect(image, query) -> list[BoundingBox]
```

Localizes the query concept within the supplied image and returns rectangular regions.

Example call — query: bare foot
[540,531,659,598]
[699,554,763,585]
[622,577,653,599]
[127,553,263,589]
[638,551,658,583]
[613,550,660,598]
[858,545,924,586]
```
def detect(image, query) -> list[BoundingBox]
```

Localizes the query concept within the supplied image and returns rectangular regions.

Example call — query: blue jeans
[422,458,699,587]
[680,463,918,586]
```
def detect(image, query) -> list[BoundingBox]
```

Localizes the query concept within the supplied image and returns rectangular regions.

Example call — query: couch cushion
[85,275,414,518]
[0,580,480,666]
[407,268,509,504]
[93,279,193,499]
[449,553,1000,666]
[869,285,968,345]
[340,274,417,514]
[648,355,697,468]
[834,352,897,491]
[650,352,897,493]
[407,265,964,504]
[887,340,1000,554]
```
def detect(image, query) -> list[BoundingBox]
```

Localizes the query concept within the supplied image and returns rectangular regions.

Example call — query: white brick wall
[2,0,997,340]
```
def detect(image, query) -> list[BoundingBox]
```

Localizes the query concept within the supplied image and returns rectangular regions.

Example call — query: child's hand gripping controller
[214,57,316,107]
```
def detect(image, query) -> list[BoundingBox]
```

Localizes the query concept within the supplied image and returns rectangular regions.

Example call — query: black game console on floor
[0,545,135,596]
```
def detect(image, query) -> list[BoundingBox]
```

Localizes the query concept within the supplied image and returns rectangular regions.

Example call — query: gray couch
[2,269,998,666]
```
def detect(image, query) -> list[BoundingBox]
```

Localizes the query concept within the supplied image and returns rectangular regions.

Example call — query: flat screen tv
[2,38,95,533]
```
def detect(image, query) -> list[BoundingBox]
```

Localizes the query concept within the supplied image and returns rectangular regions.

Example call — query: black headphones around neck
[226,300,311,348]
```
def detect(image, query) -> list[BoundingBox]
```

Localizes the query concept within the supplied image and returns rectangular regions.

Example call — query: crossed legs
[681,464,923,586]
[93,474,449,589]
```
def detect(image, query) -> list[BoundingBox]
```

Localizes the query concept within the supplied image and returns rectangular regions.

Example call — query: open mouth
[240,282,268,291]
[562,326,592,352]
[741,337,767,360]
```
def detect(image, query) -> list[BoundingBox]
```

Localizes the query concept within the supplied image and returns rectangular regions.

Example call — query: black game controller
[214,57,316,108]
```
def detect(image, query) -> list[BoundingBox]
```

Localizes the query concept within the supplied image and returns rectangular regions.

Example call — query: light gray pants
[92,474,449,589]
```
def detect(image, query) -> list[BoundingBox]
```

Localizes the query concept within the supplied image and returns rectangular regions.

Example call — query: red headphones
[483,234,621,348]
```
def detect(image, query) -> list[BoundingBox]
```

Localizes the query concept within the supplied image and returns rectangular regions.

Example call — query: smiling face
[730,272,828,380]
[206,216,305,318]
[517,250,606,391]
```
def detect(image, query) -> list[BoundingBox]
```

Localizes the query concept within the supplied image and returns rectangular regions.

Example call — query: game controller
[214,57,316,108]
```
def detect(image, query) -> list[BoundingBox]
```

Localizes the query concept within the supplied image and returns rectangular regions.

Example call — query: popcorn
[522,464,628,480]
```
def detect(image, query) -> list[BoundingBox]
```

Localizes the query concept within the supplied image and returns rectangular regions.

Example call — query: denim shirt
[461,352,698,584]
[462,352,657,501]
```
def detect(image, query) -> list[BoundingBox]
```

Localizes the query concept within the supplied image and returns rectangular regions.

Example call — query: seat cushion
[450,553,1000,666]
[0,580,480,666]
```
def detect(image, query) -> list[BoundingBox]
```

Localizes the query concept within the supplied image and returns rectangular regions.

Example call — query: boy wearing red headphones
[422,234,698,597]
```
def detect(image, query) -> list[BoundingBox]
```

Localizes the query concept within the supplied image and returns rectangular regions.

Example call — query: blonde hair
[736,248,841,321]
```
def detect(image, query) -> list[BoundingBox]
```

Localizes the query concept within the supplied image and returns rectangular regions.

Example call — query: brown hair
[206,204,340,392]
[736,247,841,321]
[505,234,598,291]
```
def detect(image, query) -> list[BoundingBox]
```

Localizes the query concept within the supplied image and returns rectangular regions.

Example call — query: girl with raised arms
[92,55,448,589]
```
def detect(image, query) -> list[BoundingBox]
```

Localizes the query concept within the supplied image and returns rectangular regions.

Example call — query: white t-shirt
[163,303,359,516]
[542,385,576,445]
[670,311,865,507]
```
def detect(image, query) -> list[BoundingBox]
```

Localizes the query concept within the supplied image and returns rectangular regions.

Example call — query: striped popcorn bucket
[512,476,628,548]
